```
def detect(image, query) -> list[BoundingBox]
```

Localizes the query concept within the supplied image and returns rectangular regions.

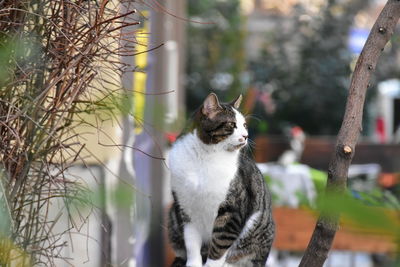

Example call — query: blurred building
[241,0,386,59]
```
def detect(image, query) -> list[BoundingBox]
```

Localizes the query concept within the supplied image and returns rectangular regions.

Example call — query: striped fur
[168,94,274,267]
[206,153,274,266]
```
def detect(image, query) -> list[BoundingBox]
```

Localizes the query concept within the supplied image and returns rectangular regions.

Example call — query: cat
[168,93,274,267]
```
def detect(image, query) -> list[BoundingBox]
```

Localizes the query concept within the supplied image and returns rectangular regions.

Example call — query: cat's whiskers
[244,113,261,122]
[246,138,256,149]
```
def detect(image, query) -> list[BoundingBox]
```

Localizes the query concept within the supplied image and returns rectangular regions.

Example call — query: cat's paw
[185,258,202,267]
[203,258,224,267]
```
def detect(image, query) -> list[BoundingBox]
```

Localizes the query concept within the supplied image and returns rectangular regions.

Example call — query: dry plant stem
[299,1,400,266]
[0,0,141,265]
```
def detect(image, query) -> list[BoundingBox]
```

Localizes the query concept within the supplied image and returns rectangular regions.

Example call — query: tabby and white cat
[168,93,274,267]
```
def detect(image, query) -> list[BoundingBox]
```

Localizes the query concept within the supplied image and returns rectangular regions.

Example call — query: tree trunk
[299,1,400,266]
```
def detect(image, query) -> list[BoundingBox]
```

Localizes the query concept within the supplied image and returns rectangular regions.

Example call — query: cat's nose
[239,135,248,142]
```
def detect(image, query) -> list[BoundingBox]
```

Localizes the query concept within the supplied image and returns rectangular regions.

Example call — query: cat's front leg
[184,223,203,267]
[204,205,242,267]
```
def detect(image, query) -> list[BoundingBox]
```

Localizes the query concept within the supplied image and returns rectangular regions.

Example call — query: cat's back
[237,152,265,184]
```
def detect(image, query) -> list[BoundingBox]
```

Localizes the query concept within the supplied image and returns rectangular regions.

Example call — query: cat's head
[194,93,248,152]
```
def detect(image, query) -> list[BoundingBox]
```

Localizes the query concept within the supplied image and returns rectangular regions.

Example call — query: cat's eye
[244,123,247,129]
[226,122,236,128]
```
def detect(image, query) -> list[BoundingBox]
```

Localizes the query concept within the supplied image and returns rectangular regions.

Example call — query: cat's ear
[230,94,242,109]
[202,93,222,118]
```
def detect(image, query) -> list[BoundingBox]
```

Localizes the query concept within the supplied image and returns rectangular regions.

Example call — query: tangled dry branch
[0,0,140,265]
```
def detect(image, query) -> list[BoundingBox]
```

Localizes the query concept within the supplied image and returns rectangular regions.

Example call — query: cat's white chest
[169,133,239,241]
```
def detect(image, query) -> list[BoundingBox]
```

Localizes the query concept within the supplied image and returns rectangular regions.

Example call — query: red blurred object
[166,132,178,144]
[291,126,304,138]
[378,173,399,188]
[376,116,386,143]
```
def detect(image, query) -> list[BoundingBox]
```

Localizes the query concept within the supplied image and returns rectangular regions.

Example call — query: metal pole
[146,6,167,266]
[133,1,186,265]
[133,5,167,267]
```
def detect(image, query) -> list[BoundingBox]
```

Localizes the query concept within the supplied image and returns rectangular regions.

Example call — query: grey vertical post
[146,6,167,266]
[133,4,167,267]
[133,1,186,266]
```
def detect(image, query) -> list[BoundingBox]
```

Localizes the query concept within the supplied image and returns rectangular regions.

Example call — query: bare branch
[299,1,400,266]
[0,0,142,264]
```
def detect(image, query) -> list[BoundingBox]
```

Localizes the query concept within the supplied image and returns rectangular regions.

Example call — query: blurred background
[0,0,399,266]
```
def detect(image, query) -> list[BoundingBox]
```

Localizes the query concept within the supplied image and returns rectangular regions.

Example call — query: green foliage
[310,168,328,195]
[295,191,313,208]
[317,191,399,236]
[264,174,282,204]
[0,169,11,238]
[0,35,39,84]
[351,189,400,210]
[186,0,245,111]
[257,120,269,134]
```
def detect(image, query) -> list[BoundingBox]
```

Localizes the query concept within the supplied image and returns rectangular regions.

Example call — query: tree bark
[299,1,400,266]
